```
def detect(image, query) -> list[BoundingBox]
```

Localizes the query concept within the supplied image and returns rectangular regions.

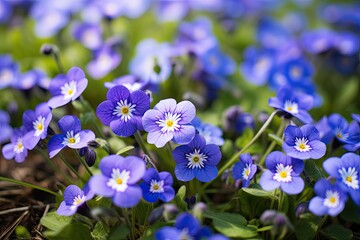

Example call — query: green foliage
[174,185,188,211]
[108,225,130,240]
[294,213,322,240]
[15,225,31,239]
[321,224,353,240]
[91,222,108,240]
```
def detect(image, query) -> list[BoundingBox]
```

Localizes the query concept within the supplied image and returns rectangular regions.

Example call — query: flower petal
[322,157,341,179]
[71,78,88,100]
[308,196,328,216]
[260,170,280,191]
[175,162,195,181]
[280,176,304,194]
[175,100,196,124]
[130,90,150,115]
[110,118,137,137]
[58,115,81,133]
[57,201,77,216]
[106,85,130,103]
[48,134,66,158]
[89,174,114,197]
[96,100,117,126]
[112,185,142,208]
[154,98,177,113]
[147,130,173,148]
[194,165,218,182]
[173,125,195,145]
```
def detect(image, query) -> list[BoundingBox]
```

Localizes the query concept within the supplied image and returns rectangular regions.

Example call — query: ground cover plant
[0,0,359,239]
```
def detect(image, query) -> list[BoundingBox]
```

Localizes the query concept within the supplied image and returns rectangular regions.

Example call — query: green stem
[257,226,272,232]
[0,176,59,197]
[58,154,87,183]
[202,110,278,190]
[134,131,151,158]
[74,150,93,176]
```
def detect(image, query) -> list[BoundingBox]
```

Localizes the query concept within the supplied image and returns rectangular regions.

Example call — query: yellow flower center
[166,120,174,127]
[280,171,287,179]
[68,89,73,95]
[244,169,250,177]
[68,138,76,144]
[346,176,353,183]
[193,156,200,163]
[17,143,23,149]
[336,133,342,138]
[37,123,43,131]
[298,143,306,149]
[116,178,123,185]
[121,107,129,114]
[153,184,159,190]
[329,197,336,204]
[75,198,83,205]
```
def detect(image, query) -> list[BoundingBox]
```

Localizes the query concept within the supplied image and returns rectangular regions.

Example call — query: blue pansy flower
[22,102,52,150]
[301,29,335,54]
[72,21,102,50]
[268,86,314,123]
[0,55,19,90]
[309,178,348,216]
[140,168,175,203]
[2,127,28,163]
[172,134,221,182]
[87,44,121,79]
[48,115,95,158]
[198,47,235,77]
[282,124,326,160]
[323,153,360,206]
[260,151,304,195]
[57,184,94,216]
[89,155,145,208]
[233,153,257,188]
[192,117,224,146]
[0,110,13,144]
[96,85,150,137]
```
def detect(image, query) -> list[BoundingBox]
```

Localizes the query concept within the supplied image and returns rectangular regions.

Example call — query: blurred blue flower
[89,155,145,208]
[192,117,224,146]
[321,4,360,32]
[87,44,121,79]
[72,22,103,50]
[0,55,19,90]
[0,110,12,144]
[57,185,94,216]
[12,69,47,90]
[172,134,221,182]
[156,0,189,22]
[233,153,257,188]
[2,127,28,163]
[300,29,335,54]
[314,116,333,144]
[257,17,292,50]
[309,178,348,216]
[0,0,12,23]
[198,47,235,77]
[104,74,148,92]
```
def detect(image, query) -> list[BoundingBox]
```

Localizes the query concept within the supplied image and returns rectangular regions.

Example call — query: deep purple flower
[233,153,257,188]
[192,117,224,146]
[48,115,95,158]
[0,110,12,144]
[87,44,121,79]
[89,155,145,208]
[72,22,102,50]
[57,185,94,216]
[140,168,175,203]
[2,127,28,163]
[282,125,326,160]
[142,98,196,148]
[172,134,221,182]
[22,102,52,150]
[96,85,150,137]
[308,179,348,216]
[268,86,314,123]
[48,67,88,109]
[156,213,212,240]
[323,153,360,206]
[260,151,304,194]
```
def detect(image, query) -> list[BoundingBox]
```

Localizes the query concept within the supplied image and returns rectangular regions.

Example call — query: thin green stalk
[74,150,93,176]
[202,110,278,190]
[0,176,60,197]
[58,154,87,183]
[134,131,152,158]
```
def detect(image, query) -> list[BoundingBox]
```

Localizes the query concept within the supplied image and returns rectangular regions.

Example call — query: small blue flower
[72,22,102,50]
[96,85,150,137]
[309,178,348,216]
[89,155,145,208]
[57,185,94,216]
[0,55,19,90]
[48,115,95,158]
[323,153,360,206]
[87,44,121,79]
[140,168,175,203]
[172,134,221,182]
[2,127,28,163]
[301,29,335,54]
[198,47,235,77]
[282,124,326,160]
[0,110,12,144]
[260,151,304,195]
[233,153,257,188]
[192,117,224,146]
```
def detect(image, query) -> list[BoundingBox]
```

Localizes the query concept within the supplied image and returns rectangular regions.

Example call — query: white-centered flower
[242,164,252,180]
[156,112,181,133]
[149,179,165,193]
[13,138,24,154]
[61,81,77,100]
[186,149,207,169]
[97,53,113,72]
[70,194,86,210]
[0,69,14,85]
[323,190,340,208]
[339,167,359,190]
[107,168,130,192]
[179,229,192,240]
[113,99,136,122]
[33,116,46,137]
[273,163,293,183]
[335,127,349,141]
[284,100,299,114]
[62,131,80,146]
[294,137,312,152]
[290,66,302,79]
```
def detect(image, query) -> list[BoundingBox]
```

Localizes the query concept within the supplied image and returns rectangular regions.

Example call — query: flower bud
[148,206,164,224]
[85,148,97,167]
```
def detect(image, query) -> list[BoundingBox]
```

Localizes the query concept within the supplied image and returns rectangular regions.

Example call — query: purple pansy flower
[48,115,95,158]
[260,151,304,195]
[172,134,221,182]
[308,179,348,216]
[96,85,150,137]
[57,185,94,216]
[89,155,145,208]
[22,102,52,150]
[140,168,175,203]
[268,86,314,124]
[142,98,196,148]
[192,117,224,146]
[2,127,28,163]
[48,67,88,109]
[282,124,326,160]
[323,153,360,206]
[156,213,212,240]
[233,153,257,188]
[0,110,12,144]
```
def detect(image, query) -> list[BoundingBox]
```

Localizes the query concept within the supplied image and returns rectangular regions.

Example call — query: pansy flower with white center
[233,153,257,188]
[142,98,196,148]
[268,86,314,124]
[57,185,94,216]
[48,67,88,109]
[96,85,150,137]
[48,115,95,158]
[172,134,221,182]
[140,168,175,203]
[282,124,326,160]
[323,153,360,206]
[89,155,145,208]
[22,102,52,150]
[2,127,28,163]
[260,151,304,195]
[309,179,348,217]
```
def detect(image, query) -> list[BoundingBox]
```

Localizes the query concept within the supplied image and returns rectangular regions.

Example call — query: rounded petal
[194,165,218,182]
[143,168,160,183]
[49,74,67,96]
[314,178,332,197]
[309,196,328,216]
[265,151,287,172]
[48,134,66,158]
[175,100,196,124]
[58,115,81,133]
[202,144,222,165]
[63,185,83,205]
[112,185,142,208]
[260,170,280,191]
[159,186,175,202]
[280,176,304,194]
[48,95,71,109]
[99,155,124,177]
[187,134,206,149]
[300,124,320,141]
[175,213,200,235]
[328,201,345,217]
[175,162,195,181]
[141,182,159,203]
[89,174,114,197]
[2,143,15,160]
[159,171,173,185]
[172,145,192,163]
[67,66,86,81]
[106,85,130,103]
[156,227,180,240]
[291,158,305,175]
[22,110,36,130]
[154,98,177,113]
[71,78,88,100]
[142,109,163,132]
[147,130,173,148]
[284,125,301,145]
[294,110,313,124]
[233,161,245,180]
[282,143,310,160]
[308,140,326,159]
[130,90,150,115]
[122,156,146,184]
[172,125,196,145]
[110,118,137,137]
[71,130,95,149]
[23,131,40,150]
[322,157,341,178]
[57,201,77,216]
[96,100,117,126]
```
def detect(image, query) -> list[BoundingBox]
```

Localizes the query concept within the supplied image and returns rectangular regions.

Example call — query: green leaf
[304,160,325,181]
[174,185,187,211]
[40,212,73,233]
[203,210,258,238]
[44,222,92,240]
[295,213,322,240]
[322,224,353,240]
[91,222,109,240]
[108,225,130,240]
[116,146,135,155]
[268,133,283,145]
[235,128,254,149]
[15,225,31,239]
[335,77,359,109]
[241,188,277,199]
